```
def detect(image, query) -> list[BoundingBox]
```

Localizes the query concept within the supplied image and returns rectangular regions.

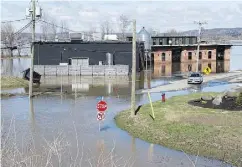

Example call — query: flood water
[1,45,242,167]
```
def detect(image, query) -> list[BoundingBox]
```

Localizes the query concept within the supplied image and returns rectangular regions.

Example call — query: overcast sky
[1,0,242,34]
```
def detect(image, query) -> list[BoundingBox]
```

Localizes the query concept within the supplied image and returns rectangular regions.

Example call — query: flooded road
[2,76,238,167]
[1,46,241,166]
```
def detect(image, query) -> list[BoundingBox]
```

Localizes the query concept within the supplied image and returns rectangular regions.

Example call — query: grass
[115,92,242,167]
[1,76,29,89]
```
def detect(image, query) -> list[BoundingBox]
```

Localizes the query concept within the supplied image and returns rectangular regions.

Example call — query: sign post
[96,99,108,131]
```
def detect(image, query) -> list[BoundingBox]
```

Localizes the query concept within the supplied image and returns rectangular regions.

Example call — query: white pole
[29,0,36,98]
[130,19,136,117]
[75,69,77,101]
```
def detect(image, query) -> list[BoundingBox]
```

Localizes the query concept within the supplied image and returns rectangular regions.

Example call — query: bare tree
[1,23,15,56]
[49,17,58,40]
[15,34,25,56]
[100,20,113,40]
[59,20,69,41]
[119,14,130,41]
[40,13,58,41]
[86,26,96,41]
[165,29,179,35]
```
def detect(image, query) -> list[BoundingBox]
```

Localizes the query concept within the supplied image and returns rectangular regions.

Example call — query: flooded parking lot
[1,46,241,166]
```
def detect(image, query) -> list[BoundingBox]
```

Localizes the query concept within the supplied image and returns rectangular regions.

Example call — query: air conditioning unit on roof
[104,34,118,41]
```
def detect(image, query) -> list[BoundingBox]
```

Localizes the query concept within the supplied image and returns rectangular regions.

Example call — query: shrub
[236,92,242,106]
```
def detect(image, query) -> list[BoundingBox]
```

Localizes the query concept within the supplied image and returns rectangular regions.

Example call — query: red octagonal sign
[97,100,107,112]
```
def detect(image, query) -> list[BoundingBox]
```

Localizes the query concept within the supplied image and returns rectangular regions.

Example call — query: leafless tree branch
[119,15,130,41]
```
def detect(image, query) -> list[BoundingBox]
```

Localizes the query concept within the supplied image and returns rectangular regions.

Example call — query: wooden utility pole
[194,21,207,72]
[130,19,136,117]
[29,0,36,98]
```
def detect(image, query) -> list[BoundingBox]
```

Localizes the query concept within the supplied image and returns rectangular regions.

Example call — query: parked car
[187,72,203,84]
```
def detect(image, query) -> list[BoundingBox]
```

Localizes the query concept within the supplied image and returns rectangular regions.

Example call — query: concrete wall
[224,48,231,60]
[34,65,129,76]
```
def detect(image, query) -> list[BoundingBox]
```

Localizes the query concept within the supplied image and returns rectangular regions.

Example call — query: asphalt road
[140,71,242,93]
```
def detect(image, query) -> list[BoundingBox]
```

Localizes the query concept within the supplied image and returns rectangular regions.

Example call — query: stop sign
[97,100,107,112]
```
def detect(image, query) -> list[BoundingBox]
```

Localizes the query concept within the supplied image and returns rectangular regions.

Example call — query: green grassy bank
[1,76,29,89]
[115,92,242,166]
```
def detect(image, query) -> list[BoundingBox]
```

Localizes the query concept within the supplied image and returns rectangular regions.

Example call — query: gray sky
[1,0,242,33]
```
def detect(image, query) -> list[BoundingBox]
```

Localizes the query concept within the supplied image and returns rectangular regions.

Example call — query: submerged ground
[115,92,242,166]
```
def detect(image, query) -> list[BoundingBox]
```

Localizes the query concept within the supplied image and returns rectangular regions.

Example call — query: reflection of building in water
[154,60,230,77]
[153,63,172,77]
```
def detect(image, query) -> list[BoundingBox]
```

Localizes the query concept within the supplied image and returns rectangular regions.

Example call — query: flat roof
[127,35,198,38]
[151,44,233,47]
[33,40,143,45]
[151,36,197,38]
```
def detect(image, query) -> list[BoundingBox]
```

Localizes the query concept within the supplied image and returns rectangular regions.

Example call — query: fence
[34,65,129,76]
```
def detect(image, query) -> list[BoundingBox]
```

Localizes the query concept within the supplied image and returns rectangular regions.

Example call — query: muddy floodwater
[1,46,241,167]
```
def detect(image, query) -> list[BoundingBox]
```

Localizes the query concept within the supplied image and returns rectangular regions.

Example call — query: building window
[188,64,192,71]
[153,39,156,45]
[162,53,166,61]
[208,51,212,59]
[188,52,192,60]
[208,63,211,69]
[162,65,166,74]
[175,38,179,45]
[199,51,202,59]
[159,39,163,45]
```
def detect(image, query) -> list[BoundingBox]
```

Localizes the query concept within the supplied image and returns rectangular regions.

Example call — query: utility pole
[29,0,36,98]
[194,21,207,72]
[130,19,136,117]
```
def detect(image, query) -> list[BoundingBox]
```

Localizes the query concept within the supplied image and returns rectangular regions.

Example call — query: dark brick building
[33,41,145,72]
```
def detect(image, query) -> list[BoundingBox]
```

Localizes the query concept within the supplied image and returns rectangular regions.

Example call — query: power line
[38,19,101,39]
[1,18,28,23]
[39,19,76,32]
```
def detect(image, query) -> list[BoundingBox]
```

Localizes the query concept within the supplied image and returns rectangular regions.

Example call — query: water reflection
[153,61,230,77]
[148,143,154,162]
[29,98,36,132]
[1,58,30,77]
[131,136,136,153]
[97,139,105,152]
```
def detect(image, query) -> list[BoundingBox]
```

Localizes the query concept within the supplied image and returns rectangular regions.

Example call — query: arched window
[208,51,212,59]
[188,64,192,71]
[162,53,166,61]
[199,51,202,59]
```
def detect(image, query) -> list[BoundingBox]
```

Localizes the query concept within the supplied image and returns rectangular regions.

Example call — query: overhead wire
[38,19,102,39]
[1,18,28,23]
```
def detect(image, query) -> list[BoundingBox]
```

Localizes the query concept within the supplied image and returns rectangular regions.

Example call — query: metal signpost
[96,97,108,131]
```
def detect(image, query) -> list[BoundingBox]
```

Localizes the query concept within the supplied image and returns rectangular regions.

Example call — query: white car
[187,72,203,84]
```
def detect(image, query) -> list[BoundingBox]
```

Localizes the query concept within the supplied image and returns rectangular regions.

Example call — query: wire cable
[39,19,102,39]
[1,18,28,23]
